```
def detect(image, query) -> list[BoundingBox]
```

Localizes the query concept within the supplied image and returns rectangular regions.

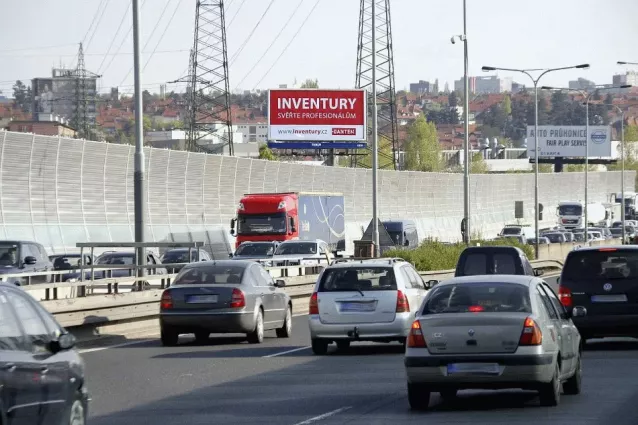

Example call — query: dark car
[159,260,292,346]
[559,246,638,340]
[230,241,279,262]
[0,241,53,286]
[455,246,539,277]
[0,282,89,424]
[49,253,95,282]
[161,248,211,273]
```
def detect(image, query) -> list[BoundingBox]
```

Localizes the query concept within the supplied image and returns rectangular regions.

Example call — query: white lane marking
[79,333,159,354]
[293,313,308,317]
[293,406,352,425]
[263,346,311,358]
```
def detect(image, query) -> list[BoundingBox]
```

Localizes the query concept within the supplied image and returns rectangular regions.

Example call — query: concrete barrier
[536,239,622,261]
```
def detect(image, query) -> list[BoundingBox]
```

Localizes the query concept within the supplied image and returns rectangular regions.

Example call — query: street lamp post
[451,0,470,244]
[541,84,632,243]
[480,64,589,258]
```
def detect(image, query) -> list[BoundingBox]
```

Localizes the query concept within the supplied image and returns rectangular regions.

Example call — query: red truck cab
[230,193,299,249]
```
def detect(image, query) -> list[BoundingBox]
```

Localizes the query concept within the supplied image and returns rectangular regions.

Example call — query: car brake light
[407,320,427,348]
[519,317,542,346]
[558,285,573,307]
[598,248,617,252]
[160,291,173,309]
[468,305,484,312]
[396,290,410,313]
[309,292,319,315]
[230,288,245,308]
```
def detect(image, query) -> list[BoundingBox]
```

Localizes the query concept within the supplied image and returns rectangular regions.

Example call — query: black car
[454,246,539,277]
[0,283,89,424]
[161,248,212,273]
[559,245,638,340]
[49,253,95,282]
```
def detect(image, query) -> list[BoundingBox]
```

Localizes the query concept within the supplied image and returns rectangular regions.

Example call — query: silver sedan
[159,260,292,345]
[405,275,585,410]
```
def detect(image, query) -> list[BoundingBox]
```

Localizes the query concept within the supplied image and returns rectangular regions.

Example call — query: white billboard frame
[267,88,368,142]
[526,125,612,159]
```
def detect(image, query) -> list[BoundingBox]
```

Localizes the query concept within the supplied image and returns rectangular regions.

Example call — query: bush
[383,239,534,272]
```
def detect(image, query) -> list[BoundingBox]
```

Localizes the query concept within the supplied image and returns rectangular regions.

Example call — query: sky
[1,0,637,97]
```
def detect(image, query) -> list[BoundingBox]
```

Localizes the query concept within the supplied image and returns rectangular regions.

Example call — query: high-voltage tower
[354,0,399,170]
[184,1,234,155]
[74,43,101,139]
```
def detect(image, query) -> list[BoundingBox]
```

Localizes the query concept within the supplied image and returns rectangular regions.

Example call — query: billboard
[32,76,98,124]
[526,125,612,158]
[268,89,367,142]
[33,78,54,114]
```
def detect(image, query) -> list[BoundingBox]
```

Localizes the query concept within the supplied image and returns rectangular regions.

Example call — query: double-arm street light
[480,64,590,258]
[541,84,632,243]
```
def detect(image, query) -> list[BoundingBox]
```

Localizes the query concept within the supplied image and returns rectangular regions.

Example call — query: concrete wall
[0,130,634,255]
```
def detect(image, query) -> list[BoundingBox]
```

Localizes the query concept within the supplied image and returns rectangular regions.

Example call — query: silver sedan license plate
[340,302,376,312]
[187,295,218,303]
[447,363,500,375]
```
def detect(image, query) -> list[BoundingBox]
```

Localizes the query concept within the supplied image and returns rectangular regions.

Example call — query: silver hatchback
[404,275,585,410]
[308,258,428,354]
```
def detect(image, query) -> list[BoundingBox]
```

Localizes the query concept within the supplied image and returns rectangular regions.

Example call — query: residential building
[454,76,512,94]
[235,123,268,143]
[409,80,431,95]
[614,72,638,92]
[7,116,77,138]
[568,78,596,90]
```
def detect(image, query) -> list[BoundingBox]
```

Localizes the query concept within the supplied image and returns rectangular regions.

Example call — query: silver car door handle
[2,364,16,372]
[40,367,49,375]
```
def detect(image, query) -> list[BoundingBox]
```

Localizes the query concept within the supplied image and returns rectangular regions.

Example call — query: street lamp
[541,84,632,243]
[480,64,589,258]
[451,0,470,244]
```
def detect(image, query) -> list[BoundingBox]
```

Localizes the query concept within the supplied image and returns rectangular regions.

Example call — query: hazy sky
[1,0,637,97]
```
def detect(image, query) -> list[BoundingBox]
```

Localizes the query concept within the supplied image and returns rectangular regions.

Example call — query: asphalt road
[82,300,638,425]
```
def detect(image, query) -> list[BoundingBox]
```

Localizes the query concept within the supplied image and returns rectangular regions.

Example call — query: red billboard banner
[268,89,367,141]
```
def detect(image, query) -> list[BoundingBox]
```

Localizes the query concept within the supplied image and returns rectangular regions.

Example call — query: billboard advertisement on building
[268,89,367,142]
[33,78,54,114]
[526,125,612,158]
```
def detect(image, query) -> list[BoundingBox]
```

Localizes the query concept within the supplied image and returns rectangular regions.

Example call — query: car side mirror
[228,253,233,258]
[404,240,410,247]
[49,333,76,354]
[534,269,544,277]
[274,279,286,288]
[425,280,438,289]
[572,306,587,318]
[24,256,37,265]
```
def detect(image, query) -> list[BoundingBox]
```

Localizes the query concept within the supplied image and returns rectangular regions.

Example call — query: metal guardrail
[19,258,563,330]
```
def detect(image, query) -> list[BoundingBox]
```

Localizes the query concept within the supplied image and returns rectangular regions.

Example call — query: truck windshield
[558,205,582,216]
[616,197,635,206]
[237,213,287,235]
[501,227,522,236]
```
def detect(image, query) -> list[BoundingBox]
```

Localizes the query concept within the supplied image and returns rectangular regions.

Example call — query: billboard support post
[132,0,146,280]
[371,0,379,257]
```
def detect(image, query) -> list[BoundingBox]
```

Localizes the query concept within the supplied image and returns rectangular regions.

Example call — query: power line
[253,0,320,89]
[117,0,175,86]
[143,0,182,71]
[82,0,106,46]
[229,0,276,66]
[100,0,148,74]
[0,49,189,58]
[85,0,111,52]
[0,43,77,54]
[227,0,246,27]
[233,0,305,90]
[96,2,131,73]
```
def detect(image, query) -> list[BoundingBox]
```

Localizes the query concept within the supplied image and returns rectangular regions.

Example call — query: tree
[501,95,512,116]
[403,115,442,172]
[448,92,459,124]
[258,145,276,161]
[12,80,31,113]
[172,120,184,129]
[300,79,319,88]
[470,152,489,174]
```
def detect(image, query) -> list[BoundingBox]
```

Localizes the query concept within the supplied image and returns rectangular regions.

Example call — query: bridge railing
[14,258,564,331]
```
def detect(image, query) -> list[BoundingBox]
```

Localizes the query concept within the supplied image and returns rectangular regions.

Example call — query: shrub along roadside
[383,239,535,272]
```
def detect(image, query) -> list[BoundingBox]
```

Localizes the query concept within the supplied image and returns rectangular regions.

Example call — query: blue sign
[267,141,367,150]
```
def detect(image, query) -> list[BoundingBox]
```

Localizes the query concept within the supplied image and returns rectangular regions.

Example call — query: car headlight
[67,278,78,283]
